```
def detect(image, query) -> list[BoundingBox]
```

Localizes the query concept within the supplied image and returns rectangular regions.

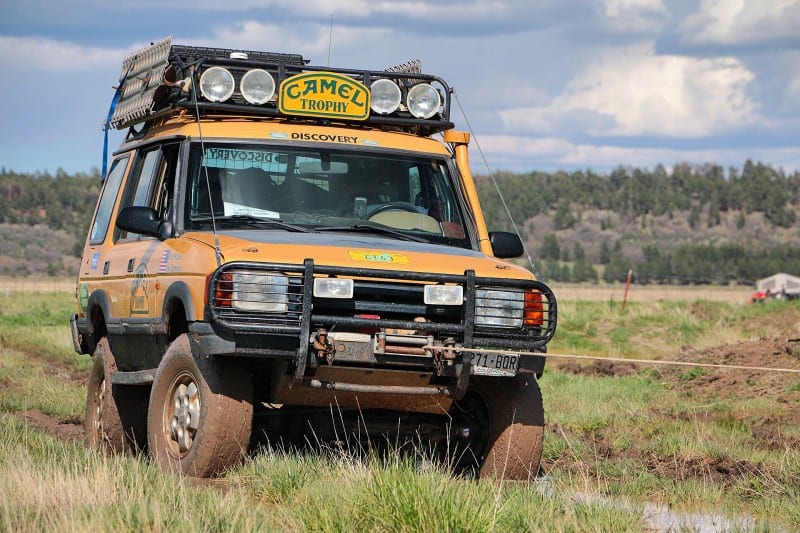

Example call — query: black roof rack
[108,37,454,136]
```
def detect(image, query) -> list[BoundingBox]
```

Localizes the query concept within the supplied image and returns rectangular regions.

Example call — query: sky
[1,0,800,176]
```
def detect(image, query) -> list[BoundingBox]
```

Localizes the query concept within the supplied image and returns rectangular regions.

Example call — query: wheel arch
[86,289,113,354]
[162,281,195,342]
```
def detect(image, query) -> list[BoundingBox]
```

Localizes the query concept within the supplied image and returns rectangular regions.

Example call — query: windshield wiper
[315,223,430,243]
[193,215,311,233]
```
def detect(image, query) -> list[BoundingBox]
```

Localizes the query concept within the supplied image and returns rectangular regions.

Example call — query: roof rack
[108,37,454,136]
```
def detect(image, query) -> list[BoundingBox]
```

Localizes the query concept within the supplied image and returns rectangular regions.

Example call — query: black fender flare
[161,280,197,323]
[83,289,114,354]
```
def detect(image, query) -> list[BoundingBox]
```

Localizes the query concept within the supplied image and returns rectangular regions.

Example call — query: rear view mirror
[489,231,524,259]
[116,206,173,240]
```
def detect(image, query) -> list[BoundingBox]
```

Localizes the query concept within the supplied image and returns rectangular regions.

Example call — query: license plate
[472,352,519,377]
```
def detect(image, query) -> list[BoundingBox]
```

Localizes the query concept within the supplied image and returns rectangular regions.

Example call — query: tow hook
[312,329,335,365]
[431,338,458,375]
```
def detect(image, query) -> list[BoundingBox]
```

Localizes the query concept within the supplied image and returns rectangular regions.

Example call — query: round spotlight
[241,69,276,105]
[199,66,235,102]
[370,79,401,114]
[406,83,441,119]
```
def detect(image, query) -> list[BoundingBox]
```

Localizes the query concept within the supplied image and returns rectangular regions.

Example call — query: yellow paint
[78,117,537,325]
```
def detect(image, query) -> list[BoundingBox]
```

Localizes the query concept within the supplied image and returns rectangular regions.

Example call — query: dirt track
[557,306,800,407]
[553,307,800,482]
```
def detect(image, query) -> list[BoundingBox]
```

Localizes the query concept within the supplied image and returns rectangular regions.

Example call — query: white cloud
[0,36,124,72]
[603,0,670,32]
[136,0,506,19]
[498,43,759,138]
[680,0,800,46]
[179,19,389,59]
[478,134,800,172]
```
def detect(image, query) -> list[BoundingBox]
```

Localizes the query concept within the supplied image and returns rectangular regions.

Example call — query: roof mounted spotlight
[370,79,401,115]
[199,67,235,102]
[241,69,276,105]
[407,83,441,119]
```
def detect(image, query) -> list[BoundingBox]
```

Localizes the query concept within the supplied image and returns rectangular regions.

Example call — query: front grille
[207,260,557,348]
[312,280,462,323]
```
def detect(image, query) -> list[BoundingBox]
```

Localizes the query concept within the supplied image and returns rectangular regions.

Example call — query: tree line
[476,160,800,285]
[0,167,101,257]
[1,161,799,283]
[477,160,799,230]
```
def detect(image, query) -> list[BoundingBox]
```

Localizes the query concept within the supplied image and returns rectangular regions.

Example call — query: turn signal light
[215,272,234,307]
[523,290,543,326]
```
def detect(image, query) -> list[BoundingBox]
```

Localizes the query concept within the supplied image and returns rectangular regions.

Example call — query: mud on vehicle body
[72,37,557,479]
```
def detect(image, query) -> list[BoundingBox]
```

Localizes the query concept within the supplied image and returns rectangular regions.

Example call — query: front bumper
[198,259,557,387]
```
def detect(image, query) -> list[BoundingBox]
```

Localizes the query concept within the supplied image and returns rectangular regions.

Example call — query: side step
[110,369,156,385]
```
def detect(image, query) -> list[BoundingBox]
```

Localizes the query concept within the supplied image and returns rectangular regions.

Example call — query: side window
[116,144,179,241]
[89,156,130,245]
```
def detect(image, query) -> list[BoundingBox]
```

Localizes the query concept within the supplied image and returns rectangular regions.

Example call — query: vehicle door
[103,142,179,366]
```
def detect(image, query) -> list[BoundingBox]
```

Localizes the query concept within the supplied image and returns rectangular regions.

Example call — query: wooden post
[621,269,633,312]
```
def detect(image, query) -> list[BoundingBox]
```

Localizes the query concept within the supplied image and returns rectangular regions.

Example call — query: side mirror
[489,231,524,259]
[116,206,172,240]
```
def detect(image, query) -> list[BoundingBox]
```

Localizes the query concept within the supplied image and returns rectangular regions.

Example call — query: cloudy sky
[2,0,800,175]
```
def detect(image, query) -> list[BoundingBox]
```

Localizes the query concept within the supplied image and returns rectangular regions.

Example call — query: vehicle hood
[183,230,535,279]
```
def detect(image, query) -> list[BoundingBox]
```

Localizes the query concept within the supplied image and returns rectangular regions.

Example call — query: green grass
[549,297,797,358]
[1,292,799,530]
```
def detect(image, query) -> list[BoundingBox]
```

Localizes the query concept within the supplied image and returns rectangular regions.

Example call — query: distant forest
[1,160,799,284]
[476,159,800,285]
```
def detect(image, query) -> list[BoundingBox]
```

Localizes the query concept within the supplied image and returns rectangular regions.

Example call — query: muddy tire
[147,334,253,477]
[84,338,148,453]
[454,374,545,481]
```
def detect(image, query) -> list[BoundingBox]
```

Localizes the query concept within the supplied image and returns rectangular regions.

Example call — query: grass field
[1,288,798,530]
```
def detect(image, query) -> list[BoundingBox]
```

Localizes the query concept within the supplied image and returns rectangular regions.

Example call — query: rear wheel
[147,334,253,477]
[84,338,147,453]
[452,374,545,481]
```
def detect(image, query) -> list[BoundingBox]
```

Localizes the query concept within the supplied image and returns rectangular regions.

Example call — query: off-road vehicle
[72,37,557,479]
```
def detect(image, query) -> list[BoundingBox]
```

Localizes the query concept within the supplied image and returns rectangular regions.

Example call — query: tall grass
[1,291,798,530]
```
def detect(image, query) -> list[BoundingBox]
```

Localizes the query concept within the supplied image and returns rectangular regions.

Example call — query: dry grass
[0,277,74,294]
[553,283,751,304]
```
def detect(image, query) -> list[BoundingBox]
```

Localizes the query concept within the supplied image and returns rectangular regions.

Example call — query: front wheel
[147,334,253,477]
[452,374,545,481]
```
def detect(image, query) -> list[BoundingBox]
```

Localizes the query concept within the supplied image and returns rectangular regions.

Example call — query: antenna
[452,89,542,280]
[327,13,334,66]
[191,85,222,268]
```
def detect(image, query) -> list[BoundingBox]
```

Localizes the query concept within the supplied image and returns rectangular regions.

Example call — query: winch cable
[451,89,541,280]
[427,344,800,374]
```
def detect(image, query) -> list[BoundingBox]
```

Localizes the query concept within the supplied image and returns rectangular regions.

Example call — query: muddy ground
[552,307,800,483]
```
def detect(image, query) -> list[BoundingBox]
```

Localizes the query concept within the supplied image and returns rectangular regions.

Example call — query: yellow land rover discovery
[72,38,557,479]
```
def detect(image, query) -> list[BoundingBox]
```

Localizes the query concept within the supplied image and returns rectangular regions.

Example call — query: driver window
[115,144,179,241]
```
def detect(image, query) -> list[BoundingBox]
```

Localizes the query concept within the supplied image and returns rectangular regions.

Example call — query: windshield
[183,142,471,247]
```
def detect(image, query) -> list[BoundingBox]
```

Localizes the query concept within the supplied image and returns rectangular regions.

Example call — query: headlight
[406,83,441,119]
[475,289,524,327]
[230,271,288,313]
[314,277,353,299]
[199,66,235,102]
[370,79,401,114]
[424,284,463,305]
[241,68,276,104]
